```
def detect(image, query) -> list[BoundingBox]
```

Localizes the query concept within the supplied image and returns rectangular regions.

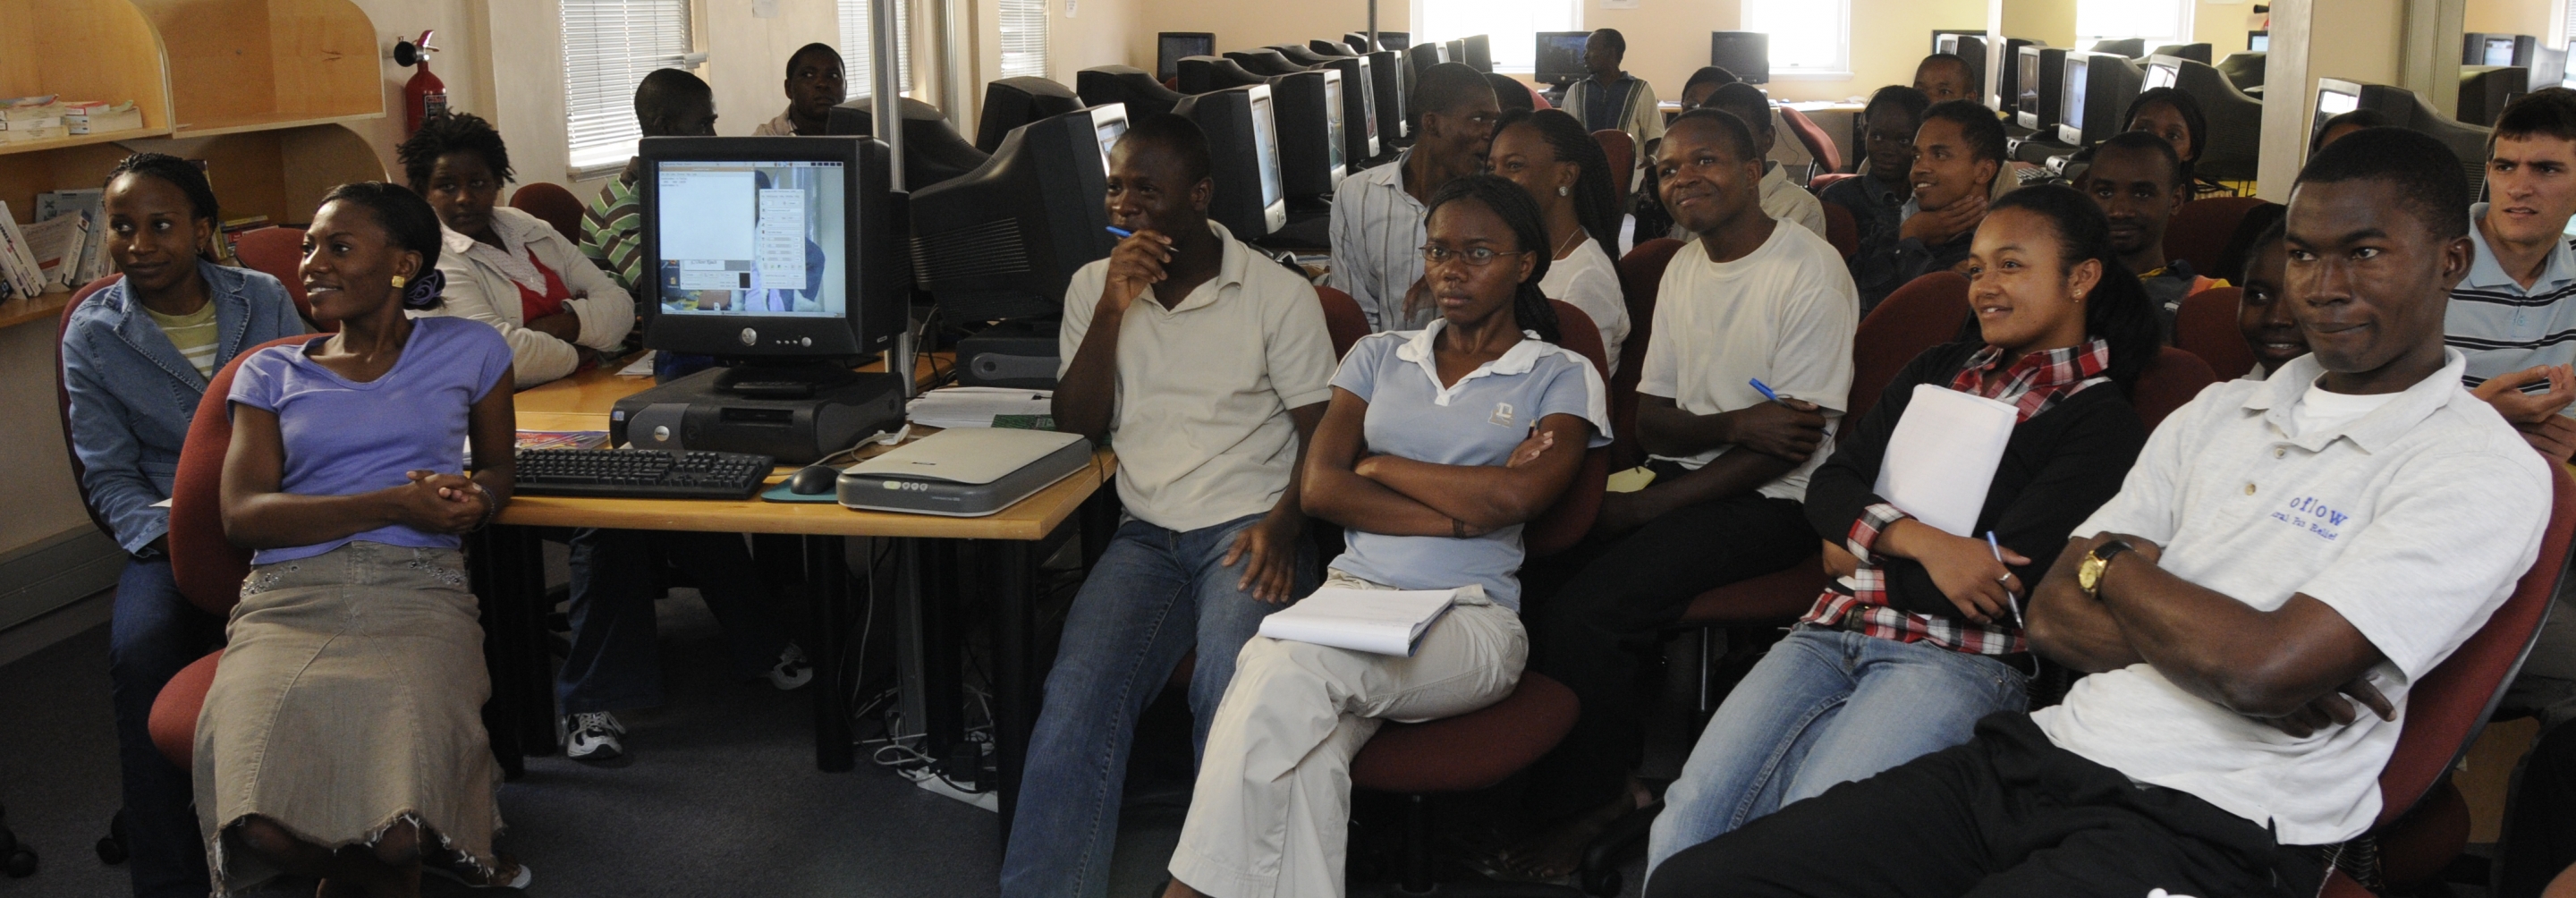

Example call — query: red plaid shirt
[1801,339,2113,655]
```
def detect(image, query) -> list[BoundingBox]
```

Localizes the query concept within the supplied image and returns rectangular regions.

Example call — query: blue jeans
[557,529,792,714]
[999,513,1312,898]
[1647,625,2029,877]
[107,556,220,898]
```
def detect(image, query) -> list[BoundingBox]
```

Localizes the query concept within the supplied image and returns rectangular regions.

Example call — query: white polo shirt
[1059,221,1339,532]
[2034,350,2551,845]
[1637,222,1857,502]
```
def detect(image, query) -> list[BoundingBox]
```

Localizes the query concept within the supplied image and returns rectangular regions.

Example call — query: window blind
[998,0,1049,80]
[563,0,697,176]
[839,0,915,97]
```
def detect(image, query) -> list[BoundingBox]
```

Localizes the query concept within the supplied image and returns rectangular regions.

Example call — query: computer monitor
[637,136,900,365]
[1180,56,1268,95]
[2148,43,2211,64]
[1936,33,1987,95]
[1225,48,1304,77]
[2487,37,2519,66]
[1534,31,1590,86]
[2530,45,2570,92]
[1711,31,1769,84]
[1267,69,1346,199]
[2249,31,2268,52]
[824,97,991,191]
[1445,38,1468,67]
[2464,33,2537,67]
[909,105,1130,322]
[2089,38,2147,58]
[974,77,1083,154]
[1931,29,1984,53]
[1318,55,1379,161]
[1373,31,1411,52]
[1993,38,2043,112]
[2310,78,2493,198]
[1461,35,1493,72]
[1365,49,1408,142]
[1076,65,1182,119]
[2460,65,2529,126]
[1159,32,1216,82]
[2057,51,2143,147]
[1174,84,1288,238]
[2015,45,2069,131]
[2156,55,2264,181]
[2216,51,2266,92]
[1408,41,1447,75]
[1272,44,1332,66]
[1309,39,1352,58]
[2310,78,2362,144]
[2143,57,2181,90]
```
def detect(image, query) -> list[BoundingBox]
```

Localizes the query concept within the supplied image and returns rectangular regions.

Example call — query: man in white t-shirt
[1643,124,2551,898]
[1508,108,1856,871]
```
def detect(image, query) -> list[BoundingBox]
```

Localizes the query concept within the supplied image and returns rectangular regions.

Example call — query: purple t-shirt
[228,316,513,563]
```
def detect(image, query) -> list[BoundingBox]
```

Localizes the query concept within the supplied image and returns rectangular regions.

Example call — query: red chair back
[508,182,588,246]
[2164,196,2267,281]
[1610,238,1685,470]
[1809,172,1860,192]
[56,275,128,540]
[1316,285,1370,360]
[1821,202,1858,260]
[1851,272,1970,424]
[2131,346,2217,432]
[230,226,329,332]
[170,335,311,614]
[2374,464,2576,827]
[2174,286,2256,382]
[1526,301,1610,558]
[1592,129,1636,210]
[1528,81,1553,111]
[1779,106,1842,176]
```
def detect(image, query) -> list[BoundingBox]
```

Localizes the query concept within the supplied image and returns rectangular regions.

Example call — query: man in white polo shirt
[1328,62,1499,332]
[1001,114,1337,898]
[1643,126,2550,898]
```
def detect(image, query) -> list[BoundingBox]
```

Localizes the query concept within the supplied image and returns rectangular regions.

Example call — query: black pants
[1522,483,1813,817]
[1647,713,2328,898]
[2500,719,2576,898]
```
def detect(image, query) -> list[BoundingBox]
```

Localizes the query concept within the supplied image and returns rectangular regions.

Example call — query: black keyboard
[513,448,776,499]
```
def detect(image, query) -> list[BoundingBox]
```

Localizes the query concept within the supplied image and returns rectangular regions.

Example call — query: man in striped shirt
[2444,89,2576,464]
[582,68,716,314]
[1327,62,1499,331]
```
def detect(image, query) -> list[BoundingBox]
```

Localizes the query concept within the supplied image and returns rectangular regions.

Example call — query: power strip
[900,767,998,813]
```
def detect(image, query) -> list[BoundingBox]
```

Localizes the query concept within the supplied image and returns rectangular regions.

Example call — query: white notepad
[1873,385,2020,537]
[1258,587,1461,657]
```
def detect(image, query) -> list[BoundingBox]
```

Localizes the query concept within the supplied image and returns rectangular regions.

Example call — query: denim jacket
[61,260,307,555]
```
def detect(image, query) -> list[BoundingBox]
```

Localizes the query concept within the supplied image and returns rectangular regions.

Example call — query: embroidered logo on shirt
[1489,402,1515,427]
[2271,495,2352,542]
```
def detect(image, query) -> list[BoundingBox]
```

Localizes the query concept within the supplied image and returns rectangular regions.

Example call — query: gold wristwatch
[2076,539,2134,599]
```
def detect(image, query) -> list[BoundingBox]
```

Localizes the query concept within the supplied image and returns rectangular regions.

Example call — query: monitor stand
[716,362,869,399]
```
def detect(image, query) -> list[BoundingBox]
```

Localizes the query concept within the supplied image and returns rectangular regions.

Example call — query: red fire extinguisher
[394,30,447,136]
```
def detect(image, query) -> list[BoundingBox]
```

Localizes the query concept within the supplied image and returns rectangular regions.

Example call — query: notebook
[1258,587,1461,657]
[1872,384,2020,537]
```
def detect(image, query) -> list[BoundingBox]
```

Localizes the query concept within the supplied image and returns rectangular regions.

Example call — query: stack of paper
[0,96,65,143]
[61,101,141,135]
[1258,587,1460,657]
[1873,384,2021,537]
[906,386,1055,430]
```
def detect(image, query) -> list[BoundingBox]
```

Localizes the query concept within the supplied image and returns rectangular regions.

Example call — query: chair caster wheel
[3,846,35,878]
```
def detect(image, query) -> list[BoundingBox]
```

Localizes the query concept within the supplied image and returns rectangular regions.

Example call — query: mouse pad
[759,482,843,504]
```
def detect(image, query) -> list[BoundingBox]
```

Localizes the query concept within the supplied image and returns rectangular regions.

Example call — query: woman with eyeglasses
[1157,174,1608,898]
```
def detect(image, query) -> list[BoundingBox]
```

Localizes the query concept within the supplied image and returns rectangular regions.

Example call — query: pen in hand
[1750,377,1782,402]
[1106,225,1134,238]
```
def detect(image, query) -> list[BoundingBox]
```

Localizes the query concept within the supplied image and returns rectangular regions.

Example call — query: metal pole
[1368,0,1377,51]
[871,0,917,396]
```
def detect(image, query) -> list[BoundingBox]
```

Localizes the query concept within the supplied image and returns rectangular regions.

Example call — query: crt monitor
[1408,41,1447,76]
[2148,43,2212,64]
[2250,31,2269,52]
[2158,55,2263,181]
[2465,34,2537,67]
[1461,34,1493,72]
[2486,36,2520,66]
[1536,31,1590,85]
[1267,69,1346,199]
[1174,84,1288,238]
[1931,29,1983,53]
[1159,32,1216,81]
[1318,55,1379,161]
[824,97,991,191]
[1180,56,1268,95]
[2143,56,2180,89]
[1076,65,1182,119]
[2015,45,2069,131]
[1226,48,1305,77]
[974,77,1082,154]
[2057,51,2143,147]
[1365,49,1408,141]
[2459,65,2529,126]
[2310,78,2363,146]
[909,104,1129,322]
[2309,78,2495,198]
[1307,39,1352,58]
[1272,44,1332,66]
[2089,38,2147,58]
[1993,37,2042,112]
[1375,31,1411,52]
[1445,38,1468,67]
[638,136,900,363]
[1936,33,1988,95]
[1343,32,1372,55]
[1712,31,1769,84]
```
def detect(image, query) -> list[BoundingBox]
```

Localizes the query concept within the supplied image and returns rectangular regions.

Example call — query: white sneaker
[767,643,815,691]
[564,711,625,761]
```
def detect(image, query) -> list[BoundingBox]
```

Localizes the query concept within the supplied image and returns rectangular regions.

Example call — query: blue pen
[1106,225,1134,238]
[1748,377,1781,402]
[1987,530,2022,626]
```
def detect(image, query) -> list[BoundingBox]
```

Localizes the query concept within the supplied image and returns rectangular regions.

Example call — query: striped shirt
[143,300,219,378]
[1328,151,1432,332]
[2445,202,2576,406]
[580,167,648,313]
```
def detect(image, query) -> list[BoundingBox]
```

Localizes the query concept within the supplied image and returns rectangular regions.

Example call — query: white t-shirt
[1637,223,1857,502]
[2034,352,2550,845]
[1538,238,1629,376]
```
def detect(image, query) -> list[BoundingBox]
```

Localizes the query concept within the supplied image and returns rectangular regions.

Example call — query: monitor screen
[1536,31,1590,81]
[1094,115,1126,174]
[2018,48,2042,112]
[2250,31,2268,52]
[1711,31,1770,84]
[2145,61,2178,89]
[2061,55,2090,139]
[655,160,846,318]
[2316,88,2359,117]
[1324,73,1347,173]
[1937,34,1961,55]
[2487,37,2519,67]
[1160,33,1216,80]
[1250,91,1284,209]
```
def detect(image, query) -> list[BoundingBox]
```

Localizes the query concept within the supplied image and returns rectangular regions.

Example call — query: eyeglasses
[1419,245,1532,267]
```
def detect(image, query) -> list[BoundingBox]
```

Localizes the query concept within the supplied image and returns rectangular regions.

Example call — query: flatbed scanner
[836,428,1094,516]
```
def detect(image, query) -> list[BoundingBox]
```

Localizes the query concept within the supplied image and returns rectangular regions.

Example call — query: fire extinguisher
[394,30,447,136]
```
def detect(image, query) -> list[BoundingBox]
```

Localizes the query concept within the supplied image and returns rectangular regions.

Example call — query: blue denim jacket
[61,260,307,555]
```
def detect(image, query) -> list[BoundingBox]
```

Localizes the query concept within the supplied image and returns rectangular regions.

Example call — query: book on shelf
[0,95,66,143]
[61,101,142,135]
[17,215,88,290]
[0,202,46,299]
[38,190,109,285]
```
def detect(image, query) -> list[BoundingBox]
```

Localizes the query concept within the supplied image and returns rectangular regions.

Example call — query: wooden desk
[474,356,1107,834]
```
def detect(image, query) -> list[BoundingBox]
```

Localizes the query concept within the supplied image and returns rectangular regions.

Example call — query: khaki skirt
[193,541,504,894]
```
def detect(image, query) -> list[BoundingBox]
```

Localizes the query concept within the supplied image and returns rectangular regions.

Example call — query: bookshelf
[123,0,381,138]
[0,0,174,155]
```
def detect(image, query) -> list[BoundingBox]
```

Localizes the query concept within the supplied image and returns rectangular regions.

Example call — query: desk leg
[470,525,554,777]
[983,537,1038,838]
[919,539,963,765]
[807,534,856,772]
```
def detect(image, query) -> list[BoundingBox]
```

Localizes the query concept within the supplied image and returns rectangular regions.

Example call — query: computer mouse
[786,464,843,496]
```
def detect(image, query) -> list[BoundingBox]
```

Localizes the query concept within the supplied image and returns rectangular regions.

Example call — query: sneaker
[767,643,815,691]
[564,712,625,761]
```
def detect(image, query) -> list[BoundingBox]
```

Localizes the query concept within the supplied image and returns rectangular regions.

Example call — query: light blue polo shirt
[1325,321,1612,611]
[2445,202,2576,404]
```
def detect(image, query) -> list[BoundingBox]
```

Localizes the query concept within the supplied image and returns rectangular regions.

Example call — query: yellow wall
[2194,1,2269,56]
[1126,0,1412,77]
[2465,0,2557,38]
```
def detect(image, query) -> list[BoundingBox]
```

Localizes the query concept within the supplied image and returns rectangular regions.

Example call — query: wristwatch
[2076,539,2134,599]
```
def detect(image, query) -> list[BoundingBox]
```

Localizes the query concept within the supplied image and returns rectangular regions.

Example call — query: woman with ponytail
[1490,108,1631,370]
[200,182,530,896]
[1158,174,1608,898]
[1646,182,2157,883]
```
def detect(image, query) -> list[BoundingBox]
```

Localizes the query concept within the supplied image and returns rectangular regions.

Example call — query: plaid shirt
[1801,339,2113,655]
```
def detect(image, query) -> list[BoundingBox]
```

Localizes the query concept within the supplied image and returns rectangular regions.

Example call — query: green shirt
[580,166,646,303]
[144,299,218,378]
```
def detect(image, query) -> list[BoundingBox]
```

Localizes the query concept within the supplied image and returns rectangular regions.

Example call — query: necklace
[1552,227,1584,259]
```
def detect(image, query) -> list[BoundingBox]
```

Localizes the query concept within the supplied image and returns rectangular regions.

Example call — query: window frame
[996,0,1049,80]
[561,0,703,182]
